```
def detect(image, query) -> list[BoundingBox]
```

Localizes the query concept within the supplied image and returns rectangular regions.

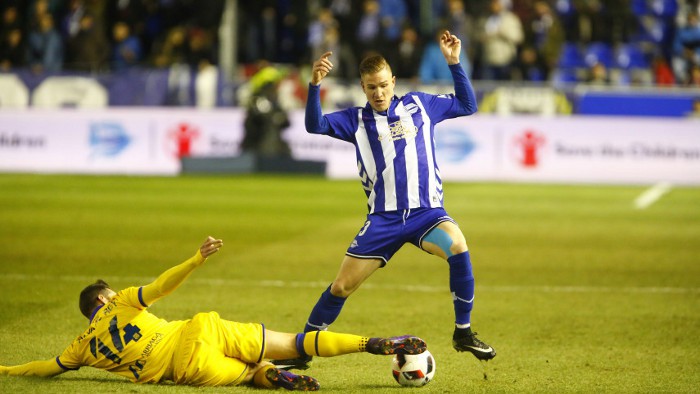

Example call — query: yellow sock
[302,331,370,357]
[252,365,276,389]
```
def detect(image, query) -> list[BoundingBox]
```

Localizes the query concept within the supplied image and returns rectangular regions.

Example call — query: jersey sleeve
[116,286,148,309]
[324,108,360,143]
[305,83,359,143]
[56,342,83,372]
[418,63,477,123]
[138,250,205,306]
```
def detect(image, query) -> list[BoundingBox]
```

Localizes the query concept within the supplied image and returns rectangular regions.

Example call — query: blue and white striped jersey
[308,65,477,214]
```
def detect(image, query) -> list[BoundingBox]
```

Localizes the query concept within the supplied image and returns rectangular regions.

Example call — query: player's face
[361,67,396,112]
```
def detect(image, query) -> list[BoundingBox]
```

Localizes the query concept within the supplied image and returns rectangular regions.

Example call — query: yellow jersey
[57,286,187,383]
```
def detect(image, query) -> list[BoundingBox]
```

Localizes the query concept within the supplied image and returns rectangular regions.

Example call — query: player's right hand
[311,51,333,86]
[199,236,223,258]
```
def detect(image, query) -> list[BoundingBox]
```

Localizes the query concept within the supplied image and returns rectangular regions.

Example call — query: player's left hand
[199,236,223,258]
[439,30,461,65]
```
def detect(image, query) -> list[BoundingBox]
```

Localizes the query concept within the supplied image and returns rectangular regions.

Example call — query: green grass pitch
[0,174,698,393]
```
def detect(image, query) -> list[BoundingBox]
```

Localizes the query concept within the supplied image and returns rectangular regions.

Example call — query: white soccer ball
[391,350,436,387]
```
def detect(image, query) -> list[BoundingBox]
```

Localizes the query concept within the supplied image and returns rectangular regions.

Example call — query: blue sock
[447,251,475,327]
[304,285,347,333]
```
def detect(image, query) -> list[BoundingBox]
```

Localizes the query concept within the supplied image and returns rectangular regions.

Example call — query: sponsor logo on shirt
[379,120,418,142]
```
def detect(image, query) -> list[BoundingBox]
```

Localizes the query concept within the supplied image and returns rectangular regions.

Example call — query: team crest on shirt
[379,120,418,142]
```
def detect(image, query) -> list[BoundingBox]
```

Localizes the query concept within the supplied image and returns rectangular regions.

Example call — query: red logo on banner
[514,130,546,167]
[168,123,200,158]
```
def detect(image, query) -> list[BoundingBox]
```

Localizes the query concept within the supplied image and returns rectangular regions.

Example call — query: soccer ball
[391,350,436,387]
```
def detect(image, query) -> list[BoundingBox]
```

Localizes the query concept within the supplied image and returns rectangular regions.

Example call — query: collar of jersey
[89,304,105,322]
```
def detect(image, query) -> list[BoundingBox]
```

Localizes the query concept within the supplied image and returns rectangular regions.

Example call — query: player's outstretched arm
[440,30,462,65]
[0,359,65,378]
[140,236,223,306]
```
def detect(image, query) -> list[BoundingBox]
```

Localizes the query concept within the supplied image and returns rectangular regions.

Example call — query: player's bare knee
[330,281,354,298]
[450,239,468,255]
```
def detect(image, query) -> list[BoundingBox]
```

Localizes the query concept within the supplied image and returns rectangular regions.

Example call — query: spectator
[586,61,610,85]
[378,0,408,43]
[477,0,524,80]
[356,0,383,56]
[0,28,24,71]
[60,0,86,40]
[26,12,63,73]
[327,0,357,52]
[317,25,357,81]
[65,12,108,72]
[515,44,547,81]
[1,6,22,38]
[388,25,423,80]
[444,0,474,60]
[151,26,188,68]
[652,53,676,86]
[530,0,564,79]
[574,0,610,43]
[672,12,700,85]
[186,28,216,70]
[241,61,291,156]
[239,1,277,62]
[602,0,637,44]
[308,7,339,62]
[111,21,142,71]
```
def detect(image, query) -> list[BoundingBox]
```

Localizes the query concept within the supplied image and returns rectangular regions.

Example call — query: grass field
[0,174,698,393]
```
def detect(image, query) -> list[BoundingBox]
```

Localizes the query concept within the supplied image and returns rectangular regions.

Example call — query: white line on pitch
[1,273,698,294]
[634,182,672,210]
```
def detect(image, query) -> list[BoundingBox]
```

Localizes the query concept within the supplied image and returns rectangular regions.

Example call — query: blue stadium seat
[649,0,677,17]
[631,0,648,16]
[615,44,650,70]
[584,42,614,68]
[551,68,579,84]
[635,16,668,44]
[557,42,585,69]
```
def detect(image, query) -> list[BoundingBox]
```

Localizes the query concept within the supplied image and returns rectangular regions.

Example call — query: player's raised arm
[310,51,333,86]
[0,359,65,378]
[140,236,223,306]
[440,30,477,115]
[440,30,461,65]
[306,52,333,134]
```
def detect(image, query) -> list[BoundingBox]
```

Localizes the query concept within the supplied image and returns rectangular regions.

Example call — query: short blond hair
[359,54,392,77]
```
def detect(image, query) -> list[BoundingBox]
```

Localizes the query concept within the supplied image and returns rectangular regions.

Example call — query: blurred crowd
[1,0,700,87]
[0,0,223,74]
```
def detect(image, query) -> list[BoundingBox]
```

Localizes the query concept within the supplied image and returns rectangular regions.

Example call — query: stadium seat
[635,16,668,44]
[650,0,678,17]
[584,42,614,68]
[615,43,650,70]
[631,0,648,16]
[557,42,585,69]
[551,68,579,84]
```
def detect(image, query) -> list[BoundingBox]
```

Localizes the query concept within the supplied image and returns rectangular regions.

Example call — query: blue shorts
[345,207,456,266]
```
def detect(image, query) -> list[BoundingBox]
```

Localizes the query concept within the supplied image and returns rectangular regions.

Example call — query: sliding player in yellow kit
[0,236,426,390]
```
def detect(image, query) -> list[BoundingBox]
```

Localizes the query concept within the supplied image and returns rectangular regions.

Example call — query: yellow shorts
[172,312,265,386]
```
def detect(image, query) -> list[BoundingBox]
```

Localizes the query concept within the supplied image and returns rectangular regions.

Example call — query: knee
[329,281,354,298]
[450,238,468,255]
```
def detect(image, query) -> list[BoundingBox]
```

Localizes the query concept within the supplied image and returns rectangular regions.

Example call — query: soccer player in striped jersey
[0,237,426,390]
[274,30,495,370]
